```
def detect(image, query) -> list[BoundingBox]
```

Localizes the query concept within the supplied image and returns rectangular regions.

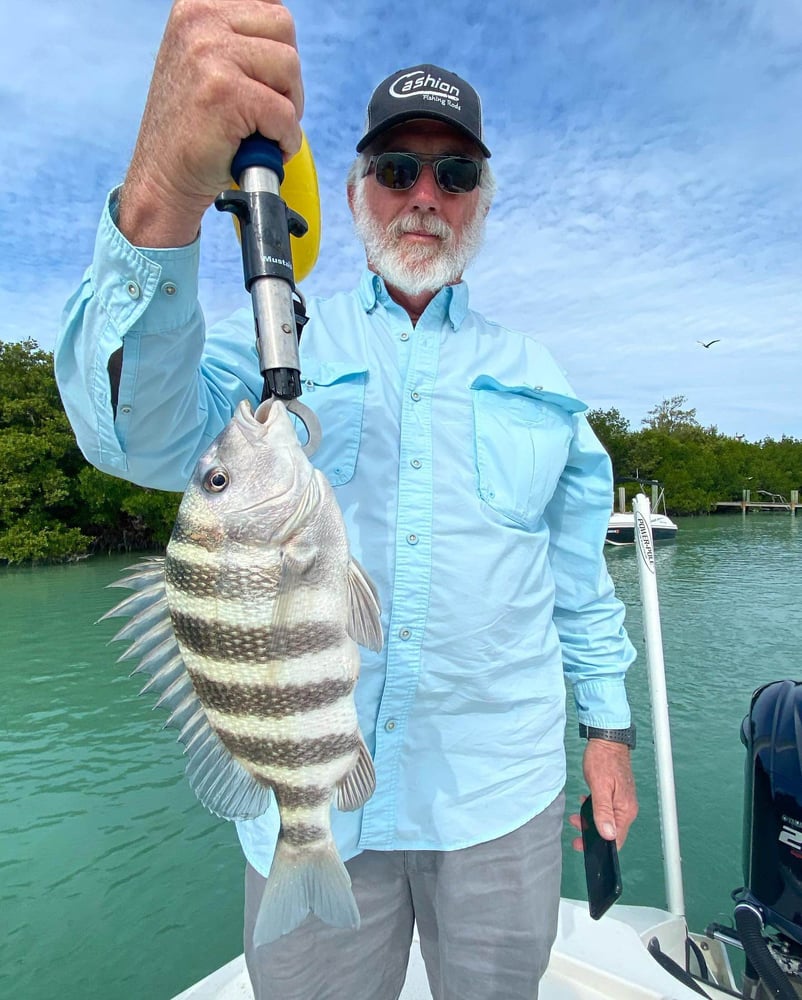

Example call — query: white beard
[351,180,487,296]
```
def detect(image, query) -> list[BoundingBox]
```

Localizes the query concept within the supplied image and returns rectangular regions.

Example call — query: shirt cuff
[92,186,201,337]
[572,677,632,730]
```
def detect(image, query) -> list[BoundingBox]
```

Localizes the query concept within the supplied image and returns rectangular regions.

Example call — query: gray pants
[244,791,564,1000]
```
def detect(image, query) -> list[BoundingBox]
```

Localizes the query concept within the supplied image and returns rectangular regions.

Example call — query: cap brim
[356,110,491,158]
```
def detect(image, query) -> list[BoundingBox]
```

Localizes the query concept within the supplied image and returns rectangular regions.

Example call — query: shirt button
[126,280,141,299]
[400,332,409,342]
[410,391,421,402]
[410,459,422,469]
[120,405,131,414]
[385,720,397,732]
[161,281,177,296]
[398,628,411,640]
[407,533,418,545]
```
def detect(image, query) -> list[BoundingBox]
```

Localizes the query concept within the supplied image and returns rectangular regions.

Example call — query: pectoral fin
[346,558,383,652]
[336,736,376,811]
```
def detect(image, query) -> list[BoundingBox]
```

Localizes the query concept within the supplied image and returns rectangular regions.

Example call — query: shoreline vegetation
[2,339,800,565]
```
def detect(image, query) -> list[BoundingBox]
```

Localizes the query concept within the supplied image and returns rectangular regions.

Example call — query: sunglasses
[365,152,483,194]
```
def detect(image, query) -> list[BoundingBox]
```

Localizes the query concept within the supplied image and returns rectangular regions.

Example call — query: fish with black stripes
[101,397,383,944]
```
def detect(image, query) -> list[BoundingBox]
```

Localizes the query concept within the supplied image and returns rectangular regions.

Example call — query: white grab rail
[632,493,685,917]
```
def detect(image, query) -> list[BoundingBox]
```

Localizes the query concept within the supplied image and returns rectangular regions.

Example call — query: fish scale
[102,397,383,945]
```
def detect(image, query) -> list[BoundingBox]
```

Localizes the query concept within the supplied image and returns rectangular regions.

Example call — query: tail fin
[253,838,360,946]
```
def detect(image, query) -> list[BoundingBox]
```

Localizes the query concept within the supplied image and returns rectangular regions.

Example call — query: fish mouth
[252,398,284,425]
[236,396,320,456]
[234,398,285,440]
[227,397,313,521]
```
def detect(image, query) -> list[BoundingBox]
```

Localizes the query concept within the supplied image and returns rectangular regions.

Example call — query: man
[56,2,638,998]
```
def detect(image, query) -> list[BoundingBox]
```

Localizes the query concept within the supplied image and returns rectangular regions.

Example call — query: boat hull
[606,513,678,546]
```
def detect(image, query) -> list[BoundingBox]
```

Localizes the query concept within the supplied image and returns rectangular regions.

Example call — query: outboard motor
[734,679,802,998]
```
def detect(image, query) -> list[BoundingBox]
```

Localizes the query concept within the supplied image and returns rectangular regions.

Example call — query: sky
[2,0,801,442]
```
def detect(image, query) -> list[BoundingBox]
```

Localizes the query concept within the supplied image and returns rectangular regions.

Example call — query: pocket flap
[470,374,587,414]
[295,359,368,487]
[302,360,368,388]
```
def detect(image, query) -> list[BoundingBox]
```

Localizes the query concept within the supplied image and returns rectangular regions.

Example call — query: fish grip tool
[215,134,321,455]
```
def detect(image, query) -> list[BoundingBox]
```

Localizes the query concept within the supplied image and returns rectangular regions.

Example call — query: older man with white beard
[55,4,638,998]
[347,120,495,312]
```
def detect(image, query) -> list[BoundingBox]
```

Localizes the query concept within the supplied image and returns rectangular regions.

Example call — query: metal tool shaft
[216,133,322,454]
[240,166,302,380]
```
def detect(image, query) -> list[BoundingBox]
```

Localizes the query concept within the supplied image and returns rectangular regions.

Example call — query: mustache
[388,213,454,242]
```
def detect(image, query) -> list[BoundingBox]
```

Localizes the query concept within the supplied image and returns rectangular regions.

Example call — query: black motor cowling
[739,679,802,946]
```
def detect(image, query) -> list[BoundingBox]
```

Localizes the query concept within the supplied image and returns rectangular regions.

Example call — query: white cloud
[1,0,800,441]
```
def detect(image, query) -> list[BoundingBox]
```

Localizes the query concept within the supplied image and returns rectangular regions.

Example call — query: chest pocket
[471,375,586,530]
[298,360,368,486]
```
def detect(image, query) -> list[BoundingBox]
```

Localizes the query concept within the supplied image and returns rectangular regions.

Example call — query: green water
[1,515,800,999]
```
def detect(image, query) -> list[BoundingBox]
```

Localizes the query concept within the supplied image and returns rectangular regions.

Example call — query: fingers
[231,39,304,152]
[211,0,298,45]
[567,809,584,852]
[590,790,619,843]
[167,0,304,146]
[570,740,639,850]
[119,0,304,247]
[567,741,640,854]
[186,1,304,124]
[191,38,303,161]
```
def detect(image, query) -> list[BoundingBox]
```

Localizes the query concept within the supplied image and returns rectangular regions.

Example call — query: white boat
[172,495,801,1000]
[607,479,678,545]
[173,903,738,999]
[606,509,678,545]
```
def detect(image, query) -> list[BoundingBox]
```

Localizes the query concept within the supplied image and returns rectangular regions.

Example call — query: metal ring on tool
[287,399,322,456]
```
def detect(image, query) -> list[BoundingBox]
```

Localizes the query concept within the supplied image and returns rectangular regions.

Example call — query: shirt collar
[356,268,469,330]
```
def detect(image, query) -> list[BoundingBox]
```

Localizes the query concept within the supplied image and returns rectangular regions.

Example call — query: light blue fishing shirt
[56,190,636,877]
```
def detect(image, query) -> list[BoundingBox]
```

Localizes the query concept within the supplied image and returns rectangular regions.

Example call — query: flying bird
[697,339,720,348]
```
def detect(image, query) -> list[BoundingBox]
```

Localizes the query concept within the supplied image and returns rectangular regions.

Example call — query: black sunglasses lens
[372,153,480,193]
[375,153,420,190]
[435,157,480,193]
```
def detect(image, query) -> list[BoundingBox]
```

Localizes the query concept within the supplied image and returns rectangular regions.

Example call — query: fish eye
[203,468,230,493]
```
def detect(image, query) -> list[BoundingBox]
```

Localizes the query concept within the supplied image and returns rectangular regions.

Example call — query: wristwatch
[579,723,636,750]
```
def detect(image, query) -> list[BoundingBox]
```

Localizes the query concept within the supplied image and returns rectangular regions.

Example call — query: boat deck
[173,899,734,1000]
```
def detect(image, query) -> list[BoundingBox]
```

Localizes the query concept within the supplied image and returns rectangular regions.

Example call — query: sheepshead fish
[102,398,383,945]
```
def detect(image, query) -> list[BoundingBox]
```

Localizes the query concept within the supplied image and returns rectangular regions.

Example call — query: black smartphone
[581,795,622,920]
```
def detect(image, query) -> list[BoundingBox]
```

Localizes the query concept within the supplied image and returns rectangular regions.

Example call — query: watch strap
[579,723,636,750]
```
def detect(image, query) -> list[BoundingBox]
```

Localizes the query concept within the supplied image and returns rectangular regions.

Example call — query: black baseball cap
[356,64,491,157]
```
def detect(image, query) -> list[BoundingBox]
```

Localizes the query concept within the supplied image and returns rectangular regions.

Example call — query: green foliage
[2,341,800,558]
[0,339,180,564]
[76,467,181,551]
[585,406,632,479]
[587,396,802,515]
[0,520,89,564]
[641,394,700,434]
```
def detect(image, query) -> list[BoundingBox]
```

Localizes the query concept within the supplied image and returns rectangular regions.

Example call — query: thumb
[592,799,617,841]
